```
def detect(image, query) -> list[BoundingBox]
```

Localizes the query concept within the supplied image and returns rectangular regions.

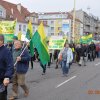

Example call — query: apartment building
[0,0,48,36]
[39,12,83,43]
[75,9,99,34]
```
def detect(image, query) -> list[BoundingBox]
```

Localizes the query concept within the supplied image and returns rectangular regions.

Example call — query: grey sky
[5,0,100,18]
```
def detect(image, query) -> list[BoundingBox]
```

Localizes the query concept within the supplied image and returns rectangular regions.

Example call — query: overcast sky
[5,0,100,18]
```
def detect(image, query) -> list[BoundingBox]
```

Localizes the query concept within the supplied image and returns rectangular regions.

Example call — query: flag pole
[72,0,76,43]
[14,42,29,66]
[14,19,34,66]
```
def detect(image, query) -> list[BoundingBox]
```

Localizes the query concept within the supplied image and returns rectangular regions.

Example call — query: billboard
[62,20,70,36]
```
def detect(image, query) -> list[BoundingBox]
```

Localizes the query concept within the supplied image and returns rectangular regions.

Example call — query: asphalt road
[8,58,100,100]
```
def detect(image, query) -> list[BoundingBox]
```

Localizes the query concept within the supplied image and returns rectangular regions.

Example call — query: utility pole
[72,0,76,43]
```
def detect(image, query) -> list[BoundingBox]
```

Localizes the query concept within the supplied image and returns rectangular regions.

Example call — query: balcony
[85,22,90,26]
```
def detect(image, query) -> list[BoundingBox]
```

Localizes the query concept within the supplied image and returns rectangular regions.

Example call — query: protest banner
[0,21,16,42]
[49,36,66,50]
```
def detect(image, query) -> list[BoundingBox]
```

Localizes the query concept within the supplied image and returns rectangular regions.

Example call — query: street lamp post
[72,0,76,43]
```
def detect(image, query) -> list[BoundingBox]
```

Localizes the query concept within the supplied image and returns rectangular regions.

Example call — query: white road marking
[56,76,77,88]
[95,63,100,66]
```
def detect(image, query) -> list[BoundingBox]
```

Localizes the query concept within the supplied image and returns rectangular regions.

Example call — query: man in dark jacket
[75,44,81,63]
[89,42,96,61]
[9,40,30,100]
[79,43,88,66]
[0,35,14,100]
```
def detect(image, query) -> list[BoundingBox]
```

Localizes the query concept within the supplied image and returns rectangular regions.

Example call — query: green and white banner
[49,36,66,50]
[0,21,16,42]
[80,34,93,44]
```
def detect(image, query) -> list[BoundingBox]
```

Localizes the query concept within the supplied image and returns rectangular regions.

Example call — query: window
[23,25,26,32]
[59,14,62,18]
[33,27,35,33]
[19,24,22,31]
[33,17,35,22]
[51,27,54,31]
[51,21,54,24]
[43,21,47,25]
[0,9,3,17]
[56,15,58,17]
[58,27,61,30]
[51,33,54,35]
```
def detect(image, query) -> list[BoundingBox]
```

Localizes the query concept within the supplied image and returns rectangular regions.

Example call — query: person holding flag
[26,20,34,69]
[31,22,50,74]
[25,21,50,74]
[9,40,30,100]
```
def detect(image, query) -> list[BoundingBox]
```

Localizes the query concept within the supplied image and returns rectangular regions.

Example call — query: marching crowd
[0,34,99,100]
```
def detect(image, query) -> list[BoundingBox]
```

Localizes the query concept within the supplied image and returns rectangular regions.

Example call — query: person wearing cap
[0,34,14,100]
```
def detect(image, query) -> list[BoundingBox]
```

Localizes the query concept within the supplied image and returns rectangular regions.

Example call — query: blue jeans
[62,61,69,75]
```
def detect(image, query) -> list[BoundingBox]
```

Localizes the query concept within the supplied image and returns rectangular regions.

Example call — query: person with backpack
[58,43,73,76]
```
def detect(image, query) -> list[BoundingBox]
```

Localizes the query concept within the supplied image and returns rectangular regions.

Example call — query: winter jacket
[58,47,73,63]
[13,49,31,74]
[81,46,88,57]
[0,45,14,82]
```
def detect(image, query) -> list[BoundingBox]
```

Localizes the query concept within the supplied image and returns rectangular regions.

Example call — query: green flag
[32,31,50,65]
[26,21,34,56]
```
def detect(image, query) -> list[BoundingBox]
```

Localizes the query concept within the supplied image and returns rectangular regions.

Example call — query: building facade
[39,12,83,43]
[75,9,99,35]
[0,0,48,37]
[94,21,100,40]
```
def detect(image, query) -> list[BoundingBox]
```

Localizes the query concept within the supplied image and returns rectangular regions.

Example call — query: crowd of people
[35,42,98,76]
[0,33,99,100]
